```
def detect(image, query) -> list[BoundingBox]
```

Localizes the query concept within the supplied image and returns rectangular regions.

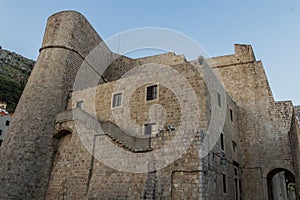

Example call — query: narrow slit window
[221,133,225,151]
[230,109,233,121]
[223,174,227,193]
[0,129,2,135]
[112,92,122,108]
[218,92,221,107]
[146,85,158,101]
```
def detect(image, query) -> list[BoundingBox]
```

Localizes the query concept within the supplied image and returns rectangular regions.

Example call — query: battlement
[207,44,256,68]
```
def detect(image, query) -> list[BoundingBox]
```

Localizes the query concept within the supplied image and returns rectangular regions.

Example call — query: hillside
[0,48,35,113]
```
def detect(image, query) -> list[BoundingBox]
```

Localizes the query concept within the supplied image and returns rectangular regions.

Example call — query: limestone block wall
[47,114,206,199]
[68,54,241,199]
[212,44,297,199]
[289,110,300,196]
[0,11,103,199]
[71,60,208,136]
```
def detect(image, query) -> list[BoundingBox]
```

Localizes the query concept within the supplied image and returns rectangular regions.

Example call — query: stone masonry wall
[211,44,297,199]
[289,110,300,197]
[67,52,241,199]
[0,11,103,199]
[1,9,298,200]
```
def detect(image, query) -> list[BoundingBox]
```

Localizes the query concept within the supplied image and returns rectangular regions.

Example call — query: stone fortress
[0,10,299,200]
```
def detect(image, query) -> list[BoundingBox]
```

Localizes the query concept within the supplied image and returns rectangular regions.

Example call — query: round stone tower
[0,11,103,199]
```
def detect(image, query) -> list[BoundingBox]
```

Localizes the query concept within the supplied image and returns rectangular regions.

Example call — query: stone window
[218,92,221,107]
[112,92,123,108]
[0,129,2,135]
[76,101,84,109]
[223,174,227,193]
[144,123,156,135]
[230,109,233,121]
[5,120,9,126]
[146,84,158,101]
[220,133,225,151]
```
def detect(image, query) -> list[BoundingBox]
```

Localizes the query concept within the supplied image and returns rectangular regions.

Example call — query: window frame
[144,123,157,135]
[111,91,123,109]
[145,84,159,102]
[76,101,84,109]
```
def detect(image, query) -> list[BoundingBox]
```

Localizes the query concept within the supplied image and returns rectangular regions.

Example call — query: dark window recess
[233,161,240,167]
[144,124,152,135]
[144,123,156,135]
[220,133,225,151]
[234,168,238,176]
[230,109,233,121]
[146,85,158,101]
[0,129,2,135]
[239,179,242,195]
[112,93,122,108]
[223,174,227,193]
[76,101,83,109]
[5,120,9,126]
[218,92,221,107]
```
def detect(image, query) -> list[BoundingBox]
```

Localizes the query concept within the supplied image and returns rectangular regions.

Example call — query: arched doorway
[267,168,296,200]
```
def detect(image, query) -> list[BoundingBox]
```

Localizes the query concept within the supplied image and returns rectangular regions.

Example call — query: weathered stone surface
[0,10,299,200]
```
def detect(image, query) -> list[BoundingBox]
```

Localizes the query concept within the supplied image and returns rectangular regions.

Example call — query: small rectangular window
[220,133,225,151]
[76,101,83,109]
[223,174,227,193]
[146,85,158,101]
[5,120,9,126]
[0,130,2,135]
[144,123,156,135]
[218,92,221,107]
[230,109,233,121]
[112,92,122,108]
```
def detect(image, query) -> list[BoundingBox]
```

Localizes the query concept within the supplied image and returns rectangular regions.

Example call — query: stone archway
[267,168,296,200]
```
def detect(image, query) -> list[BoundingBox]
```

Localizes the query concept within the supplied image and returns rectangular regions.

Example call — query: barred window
[146,85,158,101]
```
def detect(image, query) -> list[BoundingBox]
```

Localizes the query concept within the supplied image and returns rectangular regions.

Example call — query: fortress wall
[289,110,300,196]
[72,61,208,136]
[102,52,188,82]
[213,44,296,199]
[0,11,103,199]
[46,116,208,199]
[207,44,256,68]
[69,58,241,199]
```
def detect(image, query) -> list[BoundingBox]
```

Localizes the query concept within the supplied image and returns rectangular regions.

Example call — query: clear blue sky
[0,0,299,104]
